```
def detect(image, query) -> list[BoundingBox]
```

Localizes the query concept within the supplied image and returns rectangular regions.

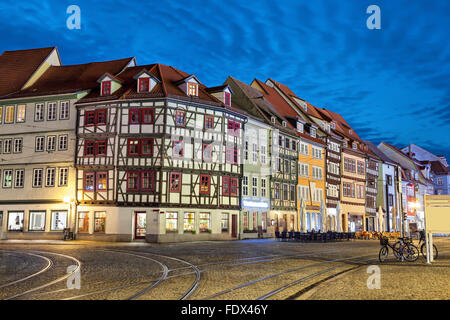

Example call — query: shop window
[221,213,229,232]
[184,212,195,232]
[78,212,89,233]
[51,211,68,231]
[29,211,46,231]
[94,212,106,233]
[165,212,178,232]
[7,211,24,231]
[199,213,210,232]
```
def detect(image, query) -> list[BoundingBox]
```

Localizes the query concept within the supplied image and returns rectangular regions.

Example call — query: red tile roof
[2,57,134,99]
[0,47,57,97]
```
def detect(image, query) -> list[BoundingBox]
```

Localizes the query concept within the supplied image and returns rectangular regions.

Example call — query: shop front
[348,213,364,232]
[240,199,270,239]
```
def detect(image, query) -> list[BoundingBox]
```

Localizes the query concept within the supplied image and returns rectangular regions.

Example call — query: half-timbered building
[75,64,245,242]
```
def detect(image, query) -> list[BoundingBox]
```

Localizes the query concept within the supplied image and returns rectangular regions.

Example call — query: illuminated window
[170,172,182,192]
[175,110,186,126]
[50,211,67,231]
[78,212,89,233]
[200,175,210,195]
[8,211,24,231]
[184,212,195,232]
[202,143,212,162]
[94,212,106,233]
[188,83,197,96]
[166,212,178,232]
[199,213,210,232]
[173,141,184,158]
[17,105,26,122]
[5,106,14,123]
[221,213,229,232]
[96,172,107,191]
[29,211,46,231]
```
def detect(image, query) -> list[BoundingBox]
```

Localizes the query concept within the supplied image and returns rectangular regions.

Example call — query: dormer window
[101,81,111,96]
[296,121,304,133]
[138,78,150,93]
[310,127,316,138]
[224,92,231,106]
[282,121,287,127]
[188,83,198,96]
[271,116,276,124]
[352,142,357,150]
[343,141,348,148]
[331,121,336,129]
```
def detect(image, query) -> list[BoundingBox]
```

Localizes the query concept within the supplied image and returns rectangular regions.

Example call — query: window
[3,170,12,188]
[59,167,69,186]
[29,211,46,231]
[142,108,154,124]
[357,161,365,175]
[290,185,295,201]
[60,101,70,119]
[94,212,106,233]
[17,105,26,122]
[310,127,316,138]
[299,163,308,177]
[78,212,89,233]
[261,178,266,198]
[127,172,139,191]
[8,211,24,231]
[35,136,45,152]
[35,103,44,121]
[204,115,214,130]
[243,211,249,230]
[299,142,309,155]
[230,177,238,196]
[166,212,178,232]
[242,176,248,196]
[224,92,231,106]
[85,109,106,126]
[47,102,57,120]
[312,188,323,203]
[386,175,392,186]
[312,147,322,159]
[84,172,95,191]
[14,169,24,188]
[199,213,210,232]
[173,140,184,158]
[352,142,357,150]
[138,78,150,92]
[252,177,258,197]
[223,177,238,196]
[221,213,229,232]
[200,175,211,195]
[312,166,323,180]
[170,172,182,192]
[129,109,140,125]
[3,139,11,153]
[0,106,2,123]
[285,138,290,149]
[244,139,249,161]
[437,178,443,186]
[45,168,55,186]
[188,83,197,96]
[95,172,107,191]
[101,81,111,96]
[85,141,95,156]
[96,140,107,156]
[225,147,238,164]
[51,211,67,231]
[33,168,43,187]
[279,135,283,147]
[388,194,394,206]
[284,159,290,174]
[260,145,266,164]
[344,158,356,173]
[299,186,310,202]
[252,143,258,163]
[343,182,355,198]
[5,106,14,123]
[175,110,186,126]
[127,139,140,156]
[13,138,23,153]
[141,139,153,156]
[274,183,280,199]
[202,143,212,162]
[141,171,155,191]
[58,135,68,151]
[184,212,195,232]
[47,136,56,151]
[357,185,364,199]
[283,184,289,200]
[227,120,240,137]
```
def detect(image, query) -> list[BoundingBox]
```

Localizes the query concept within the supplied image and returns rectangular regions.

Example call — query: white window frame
[33,168,43,188]
[16,104,26,122]
[47,136,56,151]
[59,167,69,186]
[35,136,45,152]
[242,176,248,196]
[3,169,12,188]
[47,102,57,121]
[14,169,24,188]
[35,103,44,121]
[45,167,56,187]
[252,177,258,197]
[13,138,23,153]
[58,135,68,151]
[59,101,70,120]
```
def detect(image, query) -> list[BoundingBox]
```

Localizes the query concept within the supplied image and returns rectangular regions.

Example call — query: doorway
[231,214,237,238]
[134,212,146,240]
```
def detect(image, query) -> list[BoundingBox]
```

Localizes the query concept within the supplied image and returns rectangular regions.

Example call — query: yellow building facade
[340,149,366,232]
[297,138,327,231]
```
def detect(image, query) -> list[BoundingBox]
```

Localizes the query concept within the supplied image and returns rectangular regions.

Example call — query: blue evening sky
[1,0,449,160]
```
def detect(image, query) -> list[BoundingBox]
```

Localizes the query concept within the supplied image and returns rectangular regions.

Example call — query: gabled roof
[430,161,450,175]
[365,141,398,165]
[77,64,244,116]
[2,57,134,99]
[266,78,324,120]
[205,84,233,94]
[0,47,59,97]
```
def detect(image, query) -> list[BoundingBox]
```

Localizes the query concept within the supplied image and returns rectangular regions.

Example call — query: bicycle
[417,230,438,260]
[378,236,419,262]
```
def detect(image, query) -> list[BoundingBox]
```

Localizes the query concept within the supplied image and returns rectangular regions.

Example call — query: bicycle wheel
[421,243,438,260]
[379,246,388,262]
[392,241,402,259]
[404,243,419,262]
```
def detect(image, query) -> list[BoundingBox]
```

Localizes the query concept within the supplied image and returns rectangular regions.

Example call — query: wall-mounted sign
[242,200,269,209]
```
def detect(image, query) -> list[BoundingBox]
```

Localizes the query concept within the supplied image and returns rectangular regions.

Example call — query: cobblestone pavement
[1,238,449,300]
